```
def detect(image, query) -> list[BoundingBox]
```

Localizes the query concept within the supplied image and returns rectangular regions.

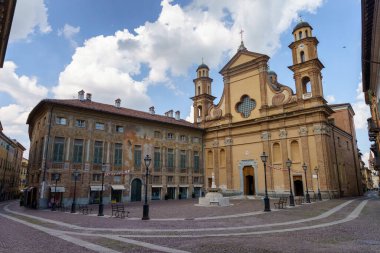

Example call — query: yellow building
[193,21,362,198]
[0,121,25,201]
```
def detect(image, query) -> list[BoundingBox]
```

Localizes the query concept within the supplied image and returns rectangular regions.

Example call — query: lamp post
[286,158,295,206]
[302,163,311,203]
[142,155,151,220]
[314,167,322,201]
[98,164,106,216]
[52,173,60,211]
[71,169,80,213]
[260,152,271,212]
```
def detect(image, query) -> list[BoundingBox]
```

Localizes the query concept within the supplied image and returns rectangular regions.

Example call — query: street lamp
[286,158,295,206]
[71,169,80,213]
[98,164,107,216]
[52,173,60,211]
[314,167,322,201]
[142,154,151,220]
[302,163,311,203]
[260,152,271,212]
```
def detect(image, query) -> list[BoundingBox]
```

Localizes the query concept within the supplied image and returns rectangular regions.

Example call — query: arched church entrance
[131,178,142,201]
[293,176,304,196]
[243,166,255,195]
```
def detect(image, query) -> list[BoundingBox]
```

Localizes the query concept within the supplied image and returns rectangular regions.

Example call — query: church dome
[197,63,209,71]
[292,21,312,33]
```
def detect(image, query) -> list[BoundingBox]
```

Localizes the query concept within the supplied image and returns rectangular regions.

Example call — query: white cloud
[58,24,80,47]
[352,77,371,130]
[186,106,194,123]
[53,0,323,110]
[362,151,370,168]
[0,61,49,158]
[10,0,51,41]
[0,61,48,106]
[326,95,336,103]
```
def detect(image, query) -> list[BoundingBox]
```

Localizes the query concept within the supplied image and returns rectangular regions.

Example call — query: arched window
[208,85,210,94]
[305,30,308,37]
[300,51,305,63]
[290,141,300,162]
[220,149,226,167]
[198,71,201,77]
[302,76,311,94]
[207,150,213,167]
[299,31,302,40]
[197,86,201,95]
[273,143,281,163]
[197,105,202,118]
[202,70,205,76]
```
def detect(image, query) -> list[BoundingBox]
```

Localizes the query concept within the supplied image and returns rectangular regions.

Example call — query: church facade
[193,21,362,198]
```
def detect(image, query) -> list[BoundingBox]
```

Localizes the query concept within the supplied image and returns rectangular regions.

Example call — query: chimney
[165,110,173,118]
[86,93,92,101]
[149,106,155,115]
[115,98,121,108]
[175,111,180,120]
[78,90,85,101]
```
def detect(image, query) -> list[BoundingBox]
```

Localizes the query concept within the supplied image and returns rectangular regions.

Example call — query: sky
[0,0,371,164]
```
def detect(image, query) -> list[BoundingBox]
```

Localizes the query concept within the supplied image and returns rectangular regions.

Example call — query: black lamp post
[260,152,271,212]
[71,169,80,213]
[314,167,322,201]
[142,154,151,220]
[52,173,60,211]
[98,164,106,216]
[286,158,295,206]
[302,163,311,203]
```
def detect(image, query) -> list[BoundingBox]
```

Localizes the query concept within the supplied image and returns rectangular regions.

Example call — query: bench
[79,204,92,215]
[274,197,287,209]
[111,204,129,218]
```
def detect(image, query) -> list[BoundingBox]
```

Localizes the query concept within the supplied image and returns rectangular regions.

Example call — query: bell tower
[191,62,215,124]
[288,21,325,102]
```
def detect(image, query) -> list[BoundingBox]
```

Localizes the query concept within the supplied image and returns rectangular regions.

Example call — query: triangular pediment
[219,49,268,74]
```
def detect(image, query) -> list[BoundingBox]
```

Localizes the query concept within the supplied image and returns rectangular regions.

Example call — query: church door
[131,178,142,201]
[243,166,255,195]
[293,176,304,196]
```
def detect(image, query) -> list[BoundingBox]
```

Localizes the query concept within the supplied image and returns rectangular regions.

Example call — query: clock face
[299,44,304,49]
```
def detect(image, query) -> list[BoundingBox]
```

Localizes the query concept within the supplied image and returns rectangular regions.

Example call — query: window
[180,135,187,142]
[180,176,187,184]
[53,137,64,162]
[73,139,84,163]
[95,122,105,130]
[299,31,302,39]
[220,149,226,167]
[236,95,256,118]
[71,173,81,181]
[273,143,281,163]
[154,147,160,170]
[116,125,124,133]
[114,143,122,166]
[194,151,199,172]
[305,30,309,37]
[207,150,213,167]
[198,86,200,95]
[51,173,61,181]
[180,150,186,169]
[55,117,67,125]
[134,145,142,168]
[193,137,199,143]
[92,173,101,181]
[154,131,161,138]
[167,149,174,168]
[75,119,86,128]
[167,176,174,183]
[167,132,174,140]
[300,51,305,63]
[290,141,300,162]
[153,176,160,184]
[93,141,103,164]
[194,176,199,184]
[113,175,121,183]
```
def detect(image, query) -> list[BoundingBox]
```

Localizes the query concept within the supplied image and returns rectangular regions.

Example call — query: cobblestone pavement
[0,191,379,253]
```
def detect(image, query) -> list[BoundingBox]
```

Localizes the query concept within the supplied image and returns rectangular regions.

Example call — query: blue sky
[0,0,370,162]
